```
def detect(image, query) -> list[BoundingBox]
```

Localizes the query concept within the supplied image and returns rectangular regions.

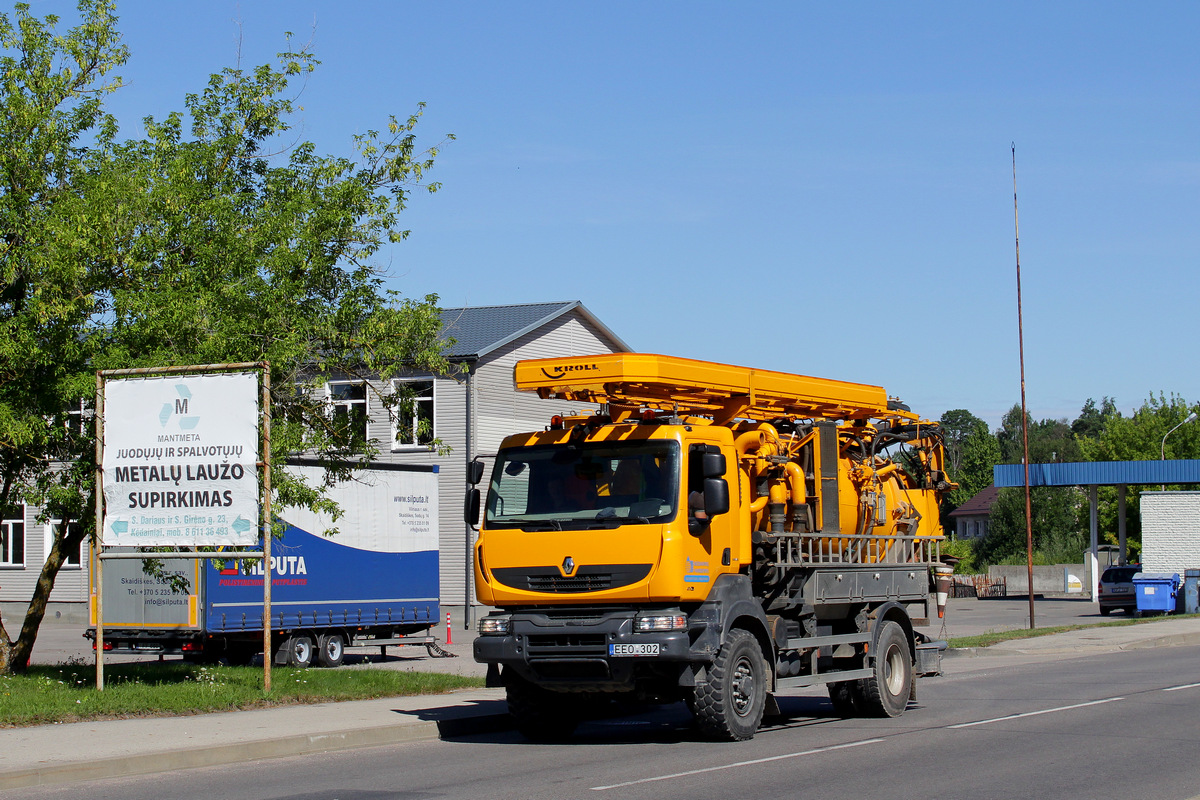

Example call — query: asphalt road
[25,596,1109,672]
[8,643,1200,800]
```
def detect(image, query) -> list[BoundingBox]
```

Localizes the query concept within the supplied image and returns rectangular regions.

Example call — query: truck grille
[528,573,612,592]
[492,564,652,594]
[527,633,607,651]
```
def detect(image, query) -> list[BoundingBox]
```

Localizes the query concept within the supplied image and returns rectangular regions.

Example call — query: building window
[393,380,435,448]
[1,506,24,567]
[327,381,368,447]
[65,397,88,438]
[47,520,84,569]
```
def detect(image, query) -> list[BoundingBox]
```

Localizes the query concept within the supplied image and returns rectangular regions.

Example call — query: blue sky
[38,1,1200,429]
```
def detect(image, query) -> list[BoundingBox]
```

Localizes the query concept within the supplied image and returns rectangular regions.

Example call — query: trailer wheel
[316,633,345,668]
[505,673,579,742]
[692,628,767,741]
[284,634,314,668]
[860,621,911,718]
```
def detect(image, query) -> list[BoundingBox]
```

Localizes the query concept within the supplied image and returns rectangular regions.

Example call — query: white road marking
[949,697,1125,728]
[589,738,884,790]
[1163,682,1200,692]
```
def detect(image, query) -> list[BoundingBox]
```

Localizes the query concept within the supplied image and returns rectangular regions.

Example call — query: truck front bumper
[474,608,701,692]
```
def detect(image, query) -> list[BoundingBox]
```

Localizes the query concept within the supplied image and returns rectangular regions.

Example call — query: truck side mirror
[467,460,485,486]
[464,488,481,527]
[704,477,730,517]
[702,450,726,478]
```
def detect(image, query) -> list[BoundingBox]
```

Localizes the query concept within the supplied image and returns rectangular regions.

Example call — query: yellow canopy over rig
[514,352,906,424]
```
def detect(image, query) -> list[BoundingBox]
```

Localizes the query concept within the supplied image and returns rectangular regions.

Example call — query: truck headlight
[478,615,511,635]
[634,613,687,632]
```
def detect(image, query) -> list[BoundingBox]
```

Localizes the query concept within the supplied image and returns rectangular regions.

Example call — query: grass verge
[0,662,484,728]
[947,612,1200,649]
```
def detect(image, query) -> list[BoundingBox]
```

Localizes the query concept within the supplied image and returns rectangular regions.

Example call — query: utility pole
[1013,144,1035,631]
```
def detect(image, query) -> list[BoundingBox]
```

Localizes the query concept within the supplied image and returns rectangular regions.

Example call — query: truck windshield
[486,441,680,530]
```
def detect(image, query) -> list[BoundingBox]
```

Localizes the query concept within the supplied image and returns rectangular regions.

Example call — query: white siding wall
[1140,491,1200,574]
[0,504,90,611]
[473,313,616,456]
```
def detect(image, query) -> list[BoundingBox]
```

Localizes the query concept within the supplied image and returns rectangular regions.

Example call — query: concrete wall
[1141,491,1200,576]
[988,564,1090,596]
[0,602,89,626]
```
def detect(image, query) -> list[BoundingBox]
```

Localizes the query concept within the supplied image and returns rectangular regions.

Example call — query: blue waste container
[1133,572,1180,614]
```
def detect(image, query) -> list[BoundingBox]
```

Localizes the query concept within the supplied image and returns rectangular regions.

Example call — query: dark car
[1098,565,1140,615]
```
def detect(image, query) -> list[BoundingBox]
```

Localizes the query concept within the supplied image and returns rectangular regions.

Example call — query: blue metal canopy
[994,459,1200,488]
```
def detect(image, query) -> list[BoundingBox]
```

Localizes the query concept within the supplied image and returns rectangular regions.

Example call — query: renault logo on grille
[561,556,576,576]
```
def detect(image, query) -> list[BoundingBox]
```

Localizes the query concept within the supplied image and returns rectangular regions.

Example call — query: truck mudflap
[474,608,698,692]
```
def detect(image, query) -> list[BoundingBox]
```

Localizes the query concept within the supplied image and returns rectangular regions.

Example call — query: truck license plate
[610,642,659,657]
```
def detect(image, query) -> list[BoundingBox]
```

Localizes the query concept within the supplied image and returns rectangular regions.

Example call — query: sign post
[95,364,269,690]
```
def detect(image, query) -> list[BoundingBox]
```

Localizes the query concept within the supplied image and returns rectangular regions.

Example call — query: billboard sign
[102,372,259,547]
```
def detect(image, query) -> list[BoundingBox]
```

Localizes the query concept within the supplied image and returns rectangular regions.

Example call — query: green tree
[1079,393,1199,462]
[982,485,1086,566]
[983,404,1088,567]
[996,404,1081,465]
[0,0,126,675]
[0,2,453,674]
[1071,396,1117,441]
[1077,393,1198,560]
[938,409,1000,513]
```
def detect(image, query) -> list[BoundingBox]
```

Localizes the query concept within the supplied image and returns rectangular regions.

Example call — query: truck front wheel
[860,621,912,718]
[692,628,767,741]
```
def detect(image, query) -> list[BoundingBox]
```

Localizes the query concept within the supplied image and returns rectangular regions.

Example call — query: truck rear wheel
[316,633,345,668]
[692,628,767,741]
[860,621,912,718]
[505,673,580,742]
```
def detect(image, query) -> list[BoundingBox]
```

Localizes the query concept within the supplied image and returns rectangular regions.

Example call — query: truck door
[681,440,740,594]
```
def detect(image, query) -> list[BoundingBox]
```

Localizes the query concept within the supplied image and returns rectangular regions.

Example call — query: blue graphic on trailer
[204,521,440,633]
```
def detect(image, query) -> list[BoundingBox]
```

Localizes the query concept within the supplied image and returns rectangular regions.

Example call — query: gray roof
[994,460,1200,487]
[948,485,999,517]
[438,301,630,360]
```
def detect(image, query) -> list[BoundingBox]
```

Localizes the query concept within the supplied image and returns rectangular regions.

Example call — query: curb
[944,630,1200,658]
[0,713,513,791]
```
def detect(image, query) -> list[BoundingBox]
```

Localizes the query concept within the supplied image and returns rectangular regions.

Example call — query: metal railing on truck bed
[771,532,943,567]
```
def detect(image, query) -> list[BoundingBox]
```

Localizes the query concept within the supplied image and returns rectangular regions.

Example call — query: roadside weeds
[947,611,1200,649]
[0,661,484,728]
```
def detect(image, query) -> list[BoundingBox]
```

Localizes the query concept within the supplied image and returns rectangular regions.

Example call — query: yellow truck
[467,353,955,741]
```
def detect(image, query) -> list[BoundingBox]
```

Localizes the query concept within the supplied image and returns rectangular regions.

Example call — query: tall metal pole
[1013,144,1035,630]
[261,362,272,693]
[94,372,106,690]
